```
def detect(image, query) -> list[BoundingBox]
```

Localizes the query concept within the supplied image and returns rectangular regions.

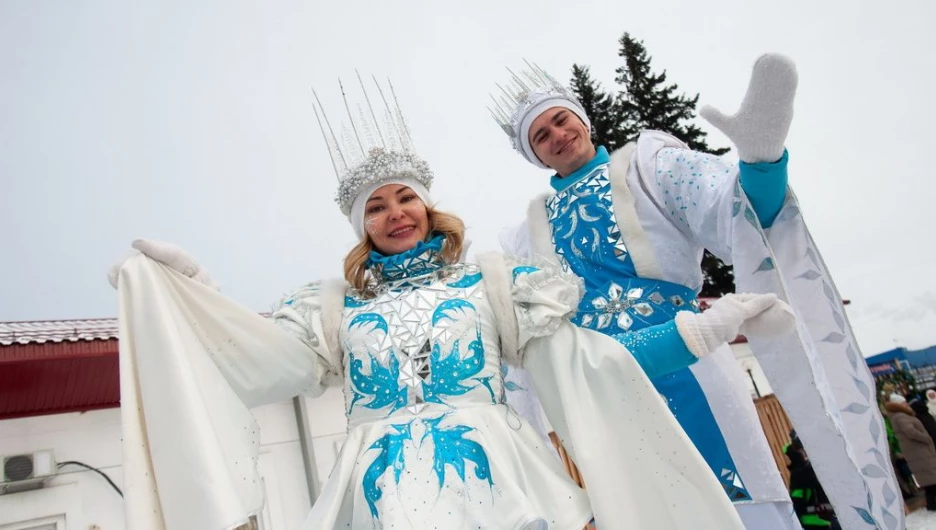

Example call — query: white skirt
[302,404,593,530]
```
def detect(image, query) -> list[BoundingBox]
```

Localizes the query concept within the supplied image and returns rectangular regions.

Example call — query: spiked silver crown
[312,73,433,215]
[488,61,585,158]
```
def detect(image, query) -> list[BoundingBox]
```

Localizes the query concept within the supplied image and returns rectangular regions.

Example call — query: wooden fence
[753,393,794,488]
[551,393,797,496]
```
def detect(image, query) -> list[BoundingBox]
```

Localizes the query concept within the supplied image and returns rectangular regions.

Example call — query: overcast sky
[1,0,934,356]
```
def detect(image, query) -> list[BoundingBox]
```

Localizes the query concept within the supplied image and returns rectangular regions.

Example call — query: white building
[0,319,348,530]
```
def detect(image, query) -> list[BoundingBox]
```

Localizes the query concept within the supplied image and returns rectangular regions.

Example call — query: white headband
[518,98,592,169]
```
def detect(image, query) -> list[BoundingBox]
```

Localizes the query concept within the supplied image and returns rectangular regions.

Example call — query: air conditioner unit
[0,450,57,495]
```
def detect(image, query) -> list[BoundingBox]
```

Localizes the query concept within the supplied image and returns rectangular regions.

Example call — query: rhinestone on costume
[312,75,429,218]
[670,295,685,307]
[335,148,434,215]
[617,312,633,330]
[649,292,665,304]
[626,288,643,300]
[591,296,609,310]
[633,303,654,317]
[597,314,612,329]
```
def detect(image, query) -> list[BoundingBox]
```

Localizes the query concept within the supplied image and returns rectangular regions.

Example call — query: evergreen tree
[570,32,735,295]
[699,251,735,297]
[568,64,634,152]
[615,33,729,155]
[615,33,734,295]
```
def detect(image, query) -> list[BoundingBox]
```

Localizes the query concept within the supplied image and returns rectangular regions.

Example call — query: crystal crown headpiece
[488,60,587,158]
[312,73,433,215]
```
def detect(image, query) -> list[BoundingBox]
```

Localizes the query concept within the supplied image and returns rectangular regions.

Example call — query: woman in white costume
[109,83,793,530]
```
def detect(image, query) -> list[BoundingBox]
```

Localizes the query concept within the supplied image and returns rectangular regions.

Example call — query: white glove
[108,239,217,290]
[675,293,796,358]
[699,53,797,163]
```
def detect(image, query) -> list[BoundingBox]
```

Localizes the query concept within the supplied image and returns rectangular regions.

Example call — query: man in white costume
[491,54,902,529]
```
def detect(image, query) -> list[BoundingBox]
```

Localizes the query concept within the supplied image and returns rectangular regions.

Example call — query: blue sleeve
[613,320,697,379]
[739,149,789,229]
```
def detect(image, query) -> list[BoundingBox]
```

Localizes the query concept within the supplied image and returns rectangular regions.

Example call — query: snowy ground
[908,508,936,530]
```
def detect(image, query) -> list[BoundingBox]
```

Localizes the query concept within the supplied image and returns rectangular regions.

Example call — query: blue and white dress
[272,236,592,530]
[115,237,742,529]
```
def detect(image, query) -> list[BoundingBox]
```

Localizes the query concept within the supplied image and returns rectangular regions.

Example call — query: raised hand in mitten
[700,53,797,163]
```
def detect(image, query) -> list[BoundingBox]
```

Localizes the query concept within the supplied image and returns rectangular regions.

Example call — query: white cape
[523,322,742,529]
[118,254,329,530]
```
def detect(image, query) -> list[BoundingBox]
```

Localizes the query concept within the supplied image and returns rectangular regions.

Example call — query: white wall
[298,386,348,497]
[0,395,348,530]
[0,409,125,530]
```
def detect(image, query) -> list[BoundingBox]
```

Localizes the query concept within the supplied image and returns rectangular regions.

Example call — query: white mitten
[740,296,797,338]
[699,53,797,163]
[107,238,218,289]
[675,293,793,358]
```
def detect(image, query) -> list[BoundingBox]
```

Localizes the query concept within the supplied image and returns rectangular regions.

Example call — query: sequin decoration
[721,468,750,502]
[347,348,407,415]
[546,165,633,274]
[422,334,487,405]
[422,416,494,490]
[574,278,700,334]
[335,148,434,215]
[368,235,445,285]
[312,76,430,217]
[343,239,495,425]
[362,421,414,519]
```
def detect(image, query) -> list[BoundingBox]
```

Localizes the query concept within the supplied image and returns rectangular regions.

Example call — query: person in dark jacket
[886,397,936,511]
[785,432,840,529]
[909,397,936,447]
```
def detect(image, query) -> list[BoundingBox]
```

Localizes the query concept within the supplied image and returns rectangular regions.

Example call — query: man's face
[528,107,595,176]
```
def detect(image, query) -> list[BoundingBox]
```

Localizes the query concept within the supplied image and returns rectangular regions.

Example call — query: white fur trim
[476,252,521,367]
[674,311,708,359]
[319,278,348,372]
[608,143,664,280]
[525,193,564,266]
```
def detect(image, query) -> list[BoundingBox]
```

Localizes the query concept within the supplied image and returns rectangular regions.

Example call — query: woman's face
[363,184,430,256]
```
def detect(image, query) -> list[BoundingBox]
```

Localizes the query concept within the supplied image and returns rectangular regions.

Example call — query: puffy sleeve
[269,279,345,390]
[498,219,534,259]
[510,261,583,351]
[636,137,739,260]
[634,131,790,261]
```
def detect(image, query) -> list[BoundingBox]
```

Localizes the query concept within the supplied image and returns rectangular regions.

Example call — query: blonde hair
[343,205,465,295]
